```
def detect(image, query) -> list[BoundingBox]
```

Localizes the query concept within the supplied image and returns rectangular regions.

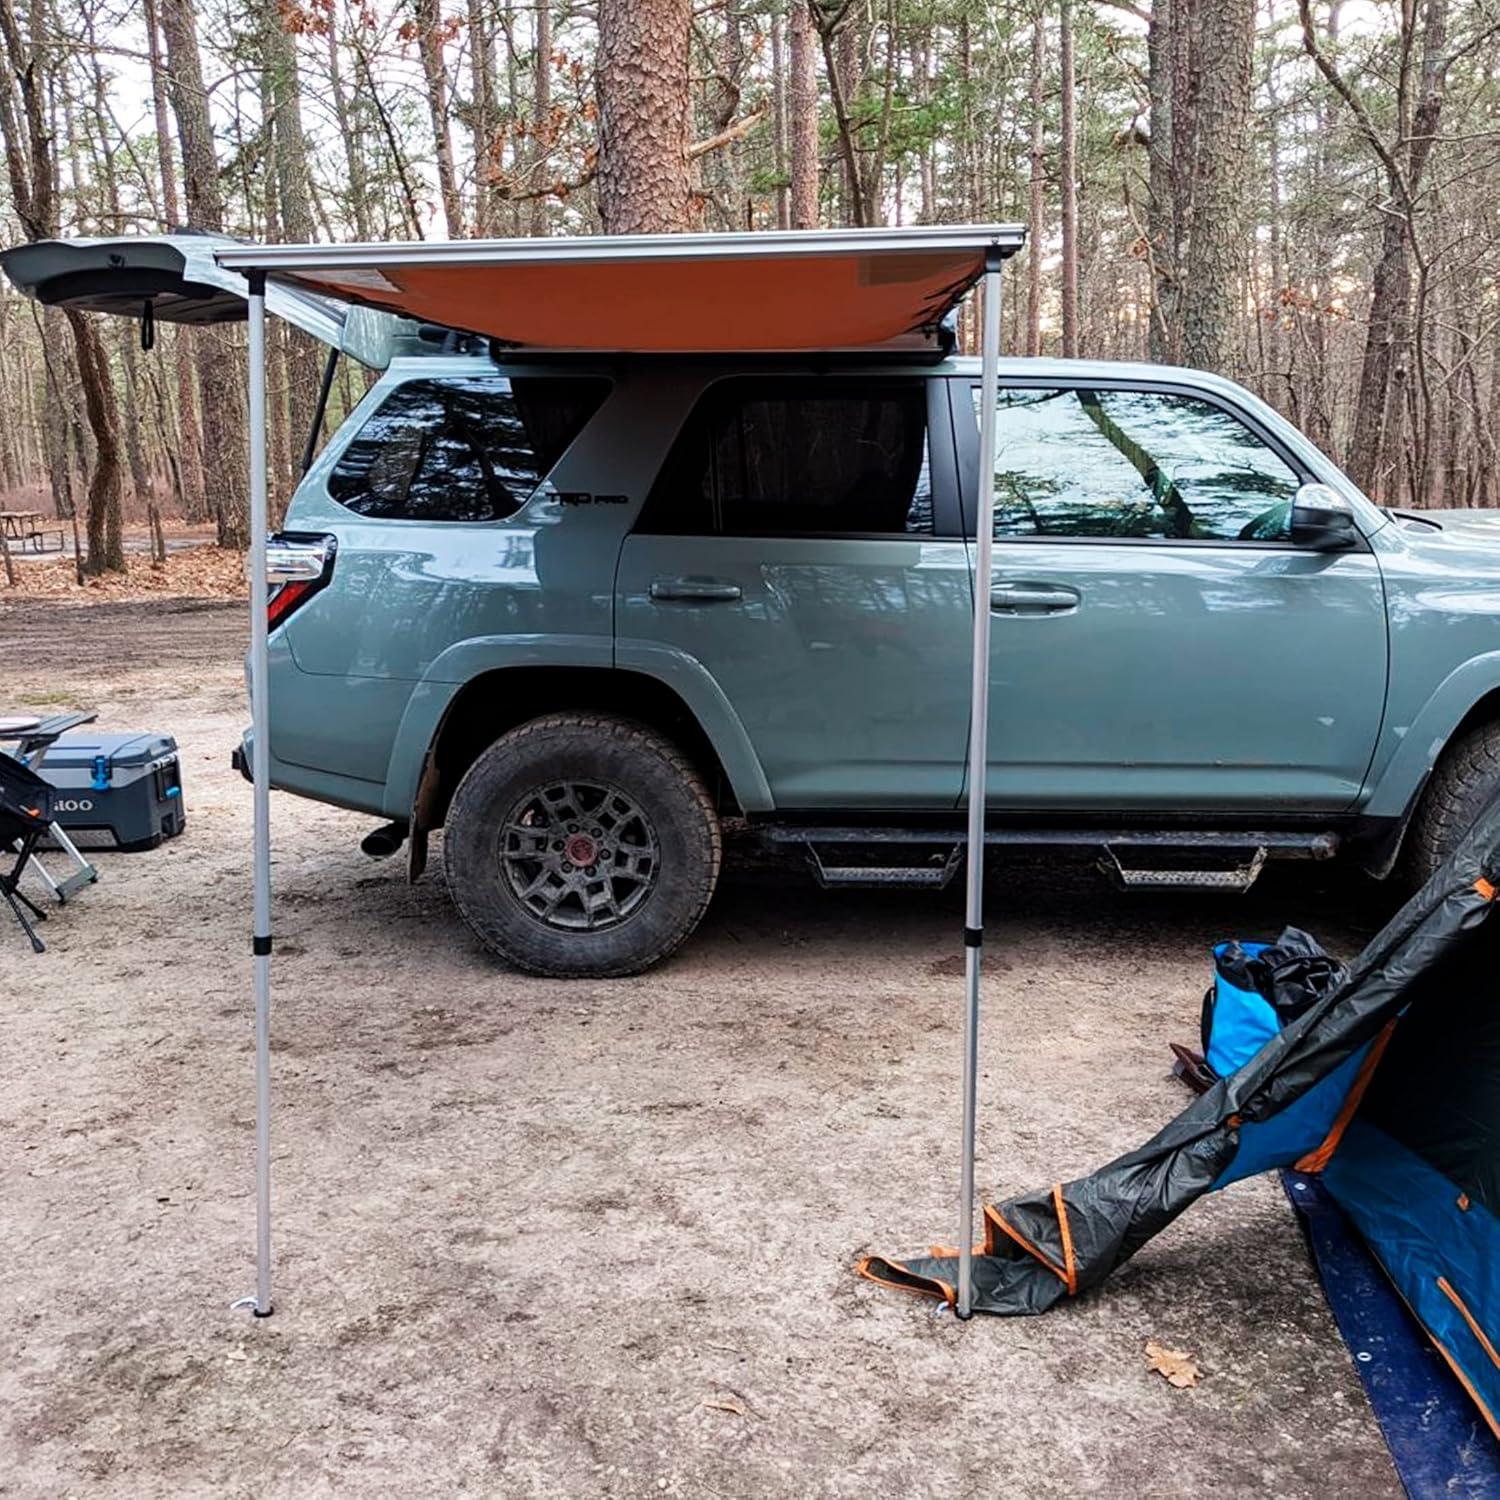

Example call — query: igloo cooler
[38,731,185,851]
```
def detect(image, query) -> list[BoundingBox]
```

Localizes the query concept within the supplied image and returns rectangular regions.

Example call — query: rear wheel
[1403,720,1500,890]
[443,713,721,977]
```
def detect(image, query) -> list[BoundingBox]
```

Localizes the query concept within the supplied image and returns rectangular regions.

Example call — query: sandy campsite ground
[2,588,1401,1497]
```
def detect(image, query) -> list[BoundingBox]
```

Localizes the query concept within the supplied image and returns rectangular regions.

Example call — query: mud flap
[407,751,441,884]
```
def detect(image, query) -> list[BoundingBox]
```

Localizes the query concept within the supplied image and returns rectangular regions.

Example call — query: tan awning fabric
[214,226,1025,354]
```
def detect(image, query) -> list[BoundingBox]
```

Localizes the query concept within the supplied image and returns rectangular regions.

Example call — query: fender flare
[1364,650,1500,821]
[380,634,774,820]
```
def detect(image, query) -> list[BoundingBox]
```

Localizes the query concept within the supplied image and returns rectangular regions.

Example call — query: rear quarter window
[328,375,608,522]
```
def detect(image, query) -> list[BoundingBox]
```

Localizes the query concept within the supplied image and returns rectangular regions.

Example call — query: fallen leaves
[1145,1339,1201,1389]
[3,544,248,601]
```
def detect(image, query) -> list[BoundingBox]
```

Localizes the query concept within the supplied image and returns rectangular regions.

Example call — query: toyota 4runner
[11,235,1500,979]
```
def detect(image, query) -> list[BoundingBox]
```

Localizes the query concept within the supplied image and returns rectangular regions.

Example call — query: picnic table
[0,511,65,553]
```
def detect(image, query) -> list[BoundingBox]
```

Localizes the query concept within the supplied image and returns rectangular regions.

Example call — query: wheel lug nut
[562,861,573,872]
[552,840,563,851]
[586,865,597,876]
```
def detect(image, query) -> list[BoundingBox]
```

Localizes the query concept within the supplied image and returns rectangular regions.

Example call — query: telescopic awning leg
[956,248,1004,1321]
[231,270,276,1321]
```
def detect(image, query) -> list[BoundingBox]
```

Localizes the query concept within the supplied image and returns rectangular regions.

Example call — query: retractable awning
[206,224,1024,1321]
[213,225,1025,353]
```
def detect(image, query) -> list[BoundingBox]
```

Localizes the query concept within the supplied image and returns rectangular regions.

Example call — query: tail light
[265,532,336,629]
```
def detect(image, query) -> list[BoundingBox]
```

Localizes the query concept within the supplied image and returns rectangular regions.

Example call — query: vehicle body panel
[255,351,1500,849]
[617,534,974,806]
[1361,516,1500,818]
[949,369,1389,812]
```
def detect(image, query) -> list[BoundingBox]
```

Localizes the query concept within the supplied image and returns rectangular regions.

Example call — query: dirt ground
[2,594,1402,1498]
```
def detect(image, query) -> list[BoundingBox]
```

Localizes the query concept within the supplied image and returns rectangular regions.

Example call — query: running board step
[804,844,962,890]
[1099,846,1268,894]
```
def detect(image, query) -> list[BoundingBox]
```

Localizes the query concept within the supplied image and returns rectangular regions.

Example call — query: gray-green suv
[246,341,1500,976]
[11,235,1500,978]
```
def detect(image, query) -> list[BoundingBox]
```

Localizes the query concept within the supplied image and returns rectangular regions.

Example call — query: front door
[955,380,1388,813]
[616,375,973,809]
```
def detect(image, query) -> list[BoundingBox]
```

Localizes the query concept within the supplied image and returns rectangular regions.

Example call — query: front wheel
[1403,721,1500,891]
[443,713,722,977]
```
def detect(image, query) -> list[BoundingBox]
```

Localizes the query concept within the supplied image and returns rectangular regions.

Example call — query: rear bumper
[231,739,252,784]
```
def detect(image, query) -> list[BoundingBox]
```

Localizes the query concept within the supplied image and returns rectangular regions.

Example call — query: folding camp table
[0,711,99,902]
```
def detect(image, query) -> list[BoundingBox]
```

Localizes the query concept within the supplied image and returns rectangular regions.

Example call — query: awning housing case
[0,233,402,369]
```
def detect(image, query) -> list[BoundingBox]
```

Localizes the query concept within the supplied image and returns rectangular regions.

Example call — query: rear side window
[329,375,608,521]
[643,378,932,536]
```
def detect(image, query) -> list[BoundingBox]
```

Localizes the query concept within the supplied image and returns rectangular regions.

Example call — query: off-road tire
[443,713,721,978]
[1403,721,1500,891]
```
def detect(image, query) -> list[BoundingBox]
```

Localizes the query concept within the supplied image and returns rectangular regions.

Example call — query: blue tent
[864,795,1500,1442]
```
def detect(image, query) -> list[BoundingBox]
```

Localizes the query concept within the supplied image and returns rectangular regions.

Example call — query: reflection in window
[974,387,1300,543]
[330,376,608,521]
[645,379,932,536]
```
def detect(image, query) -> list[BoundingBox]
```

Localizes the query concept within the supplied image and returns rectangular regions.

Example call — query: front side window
[644,378,932,536]
[973,386,1302,543]
[329,375,608,522]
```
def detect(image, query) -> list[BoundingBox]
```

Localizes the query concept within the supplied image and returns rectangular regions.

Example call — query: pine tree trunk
[415,0,464,237]
[1146,0,1178,361]
[1025,7,1045,357]
[1059,0,1079,358]
[326,11,374,239]
[771,12,789,229]
[65,309,124,574]
[159,0,247,549]
[1180,0,1253,376]
[788,0,819,230]
[596,0,694,233]
[529,2,552,236]
[261,0,318,517]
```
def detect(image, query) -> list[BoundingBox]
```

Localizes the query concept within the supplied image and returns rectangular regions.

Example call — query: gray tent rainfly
[3,224,1028,1318]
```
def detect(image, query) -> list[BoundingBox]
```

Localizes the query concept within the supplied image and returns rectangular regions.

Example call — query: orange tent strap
[1294,1020,1398,1174]
[1052,1184,1079,1296]
[982,1203,1070,1288]
[854,1256,956,1308]
[1438,1277,1500,1372]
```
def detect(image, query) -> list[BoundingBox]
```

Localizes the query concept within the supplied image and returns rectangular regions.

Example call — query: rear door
[615,375,973,809]
[955,379,1388,812]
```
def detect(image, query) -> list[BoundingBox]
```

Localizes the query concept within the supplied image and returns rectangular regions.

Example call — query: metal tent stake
[956,251,1003,1321]
[233,271,274,1319]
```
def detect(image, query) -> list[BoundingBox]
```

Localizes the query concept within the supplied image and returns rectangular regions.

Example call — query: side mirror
[1290,483,1358,551]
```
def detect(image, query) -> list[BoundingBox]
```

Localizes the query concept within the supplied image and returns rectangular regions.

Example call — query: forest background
[0,0,1496,577]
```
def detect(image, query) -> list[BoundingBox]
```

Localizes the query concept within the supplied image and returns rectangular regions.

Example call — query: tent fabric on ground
[860,794,1500,1439]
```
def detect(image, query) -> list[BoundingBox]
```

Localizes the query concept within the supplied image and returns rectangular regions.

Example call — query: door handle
[990,583,1080,614]
[649,576,743,602]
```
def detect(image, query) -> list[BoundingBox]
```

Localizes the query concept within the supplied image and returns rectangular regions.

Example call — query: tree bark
[143,0,207,521]
[788,0,819,229]
[1180,0,1253,376]
[1025,7,1045,357]
[0,0,124,572]
[596,0,694,233]
[1145,0,1177,361]
[529,0,551,235]
[1059,0,1078,357]
[159,0,246,548]
[65,308,124,573]
[415,0,464,237]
